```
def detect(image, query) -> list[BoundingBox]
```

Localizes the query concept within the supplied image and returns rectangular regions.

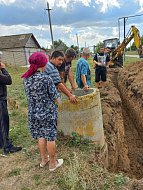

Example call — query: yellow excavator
[103,25,143,67]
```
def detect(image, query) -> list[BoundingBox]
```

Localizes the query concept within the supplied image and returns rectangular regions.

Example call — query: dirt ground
[1,61,143,189]
[100,61,143,188]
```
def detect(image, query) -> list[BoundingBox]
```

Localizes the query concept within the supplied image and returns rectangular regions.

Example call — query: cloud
[95,0,120,13]
[49,0,91,8]
[0,0,16,5]
[49,0,120,11]
[136,0,143,12]
[0,0,143,50]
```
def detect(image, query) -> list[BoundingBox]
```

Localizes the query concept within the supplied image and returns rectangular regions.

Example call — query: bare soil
[100,61,143,188]
[1,61,143,189]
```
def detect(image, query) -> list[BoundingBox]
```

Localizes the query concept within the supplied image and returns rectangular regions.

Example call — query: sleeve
[80,62,88,76]
[0,68,12,85]
[47,76,59,101]
[106,54,110,62]
[93,54,98,61]
[45,65,61,86]
[52,68,62,86]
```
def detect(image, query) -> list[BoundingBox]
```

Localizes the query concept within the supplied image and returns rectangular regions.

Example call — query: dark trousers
[95,66,107,82]
[0,100,12,150]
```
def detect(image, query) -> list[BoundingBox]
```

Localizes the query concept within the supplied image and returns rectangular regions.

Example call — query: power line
[118,13,143,40]
[119,13,143,20]
[118,13,143,64]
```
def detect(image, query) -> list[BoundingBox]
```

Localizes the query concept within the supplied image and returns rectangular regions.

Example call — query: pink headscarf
[22,52,48,78]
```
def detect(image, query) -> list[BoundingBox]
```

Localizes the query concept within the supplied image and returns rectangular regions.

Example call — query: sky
[0,0,143,51]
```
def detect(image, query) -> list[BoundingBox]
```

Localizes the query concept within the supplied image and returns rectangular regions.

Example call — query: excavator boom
[103,25,142,67]
[112,26,141,62]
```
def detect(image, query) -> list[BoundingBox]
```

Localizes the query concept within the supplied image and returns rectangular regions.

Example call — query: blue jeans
[0,100,13,150]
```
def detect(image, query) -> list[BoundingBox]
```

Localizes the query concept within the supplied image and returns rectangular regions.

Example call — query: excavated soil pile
[100,61,143,182]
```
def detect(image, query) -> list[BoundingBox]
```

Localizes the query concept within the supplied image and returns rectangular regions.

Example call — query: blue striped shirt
[45,62,61,86]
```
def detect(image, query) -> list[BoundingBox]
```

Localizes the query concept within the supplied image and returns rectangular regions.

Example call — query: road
[125,54,139,58]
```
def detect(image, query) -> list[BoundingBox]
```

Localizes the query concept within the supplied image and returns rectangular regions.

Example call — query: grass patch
[2,60,136,189]
[114,173,128,188]
[7,168,21,177]
[57,152,128,190]
[126,51,138,55]
[33,174,41,186]
[124,57,143,67]
[21,188,31,190]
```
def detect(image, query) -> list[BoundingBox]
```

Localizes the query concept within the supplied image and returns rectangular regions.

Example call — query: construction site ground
[0,61,143,189]
[100,61,143,188]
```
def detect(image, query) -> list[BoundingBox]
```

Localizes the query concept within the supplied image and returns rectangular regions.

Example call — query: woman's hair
[51,51,64,59]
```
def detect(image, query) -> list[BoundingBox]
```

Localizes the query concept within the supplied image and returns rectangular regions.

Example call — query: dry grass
[0,63,130,190]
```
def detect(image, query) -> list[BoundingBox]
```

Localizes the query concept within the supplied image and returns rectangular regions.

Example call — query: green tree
[94,41,104,53]
[51,40,68,52]
[70,45,78,51]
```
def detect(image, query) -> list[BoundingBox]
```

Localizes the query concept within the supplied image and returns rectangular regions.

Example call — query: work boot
[3,146,22,154]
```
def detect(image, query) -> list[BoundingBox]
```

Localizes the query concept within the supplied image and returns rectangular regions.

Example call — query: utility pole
[0,51,2,64]
[76,33,80,57]
[118,18,120,42]
[46,2,54,50]
[118,13,143,65]
[123,17,126,64]
[118,16,128,65]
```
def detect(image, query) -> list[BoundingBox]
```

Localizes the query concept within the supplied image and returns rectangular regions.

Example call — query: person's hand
[84,85,89,91]
[69,94,77,103]
[71,85,77,91]
[93,64,96,69]
[97,62,102,66]
[0,62,5,69]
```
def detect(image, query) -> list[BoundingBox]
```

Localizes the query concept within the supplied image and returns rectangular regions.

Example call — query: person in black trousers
[0,62,22,154]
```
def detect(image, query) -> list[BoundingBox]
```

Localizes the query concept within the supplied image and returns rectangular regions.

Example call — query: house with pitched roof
[0,33,43,66]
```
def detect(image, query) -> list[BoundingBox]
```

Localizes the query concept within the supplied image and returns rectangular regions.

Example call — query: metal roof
[0,33,41,49]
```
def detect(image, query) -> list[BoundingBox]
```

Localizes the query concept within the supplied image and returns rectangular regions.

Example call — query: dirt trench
[100,62,143,180]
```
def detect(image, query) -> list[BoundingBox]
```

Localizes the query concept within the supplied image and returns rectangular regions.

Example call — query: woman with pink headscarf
[22,52,63,171]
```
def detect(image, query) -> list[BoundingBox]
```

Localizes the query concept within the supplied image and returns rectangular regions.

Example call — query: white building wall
[1,48,26,66]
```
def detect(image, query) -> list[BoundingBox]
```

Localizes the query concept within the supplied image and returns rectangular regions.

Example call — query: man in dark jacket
[0,62,22,154]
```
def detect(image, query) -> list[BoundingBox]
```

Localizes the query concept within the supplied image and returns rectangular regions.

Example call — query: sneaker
[4,146,22,154]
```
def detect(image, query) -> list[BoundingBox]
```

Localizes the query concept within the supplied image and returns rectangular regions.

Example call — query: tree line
[42,36,143,53]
